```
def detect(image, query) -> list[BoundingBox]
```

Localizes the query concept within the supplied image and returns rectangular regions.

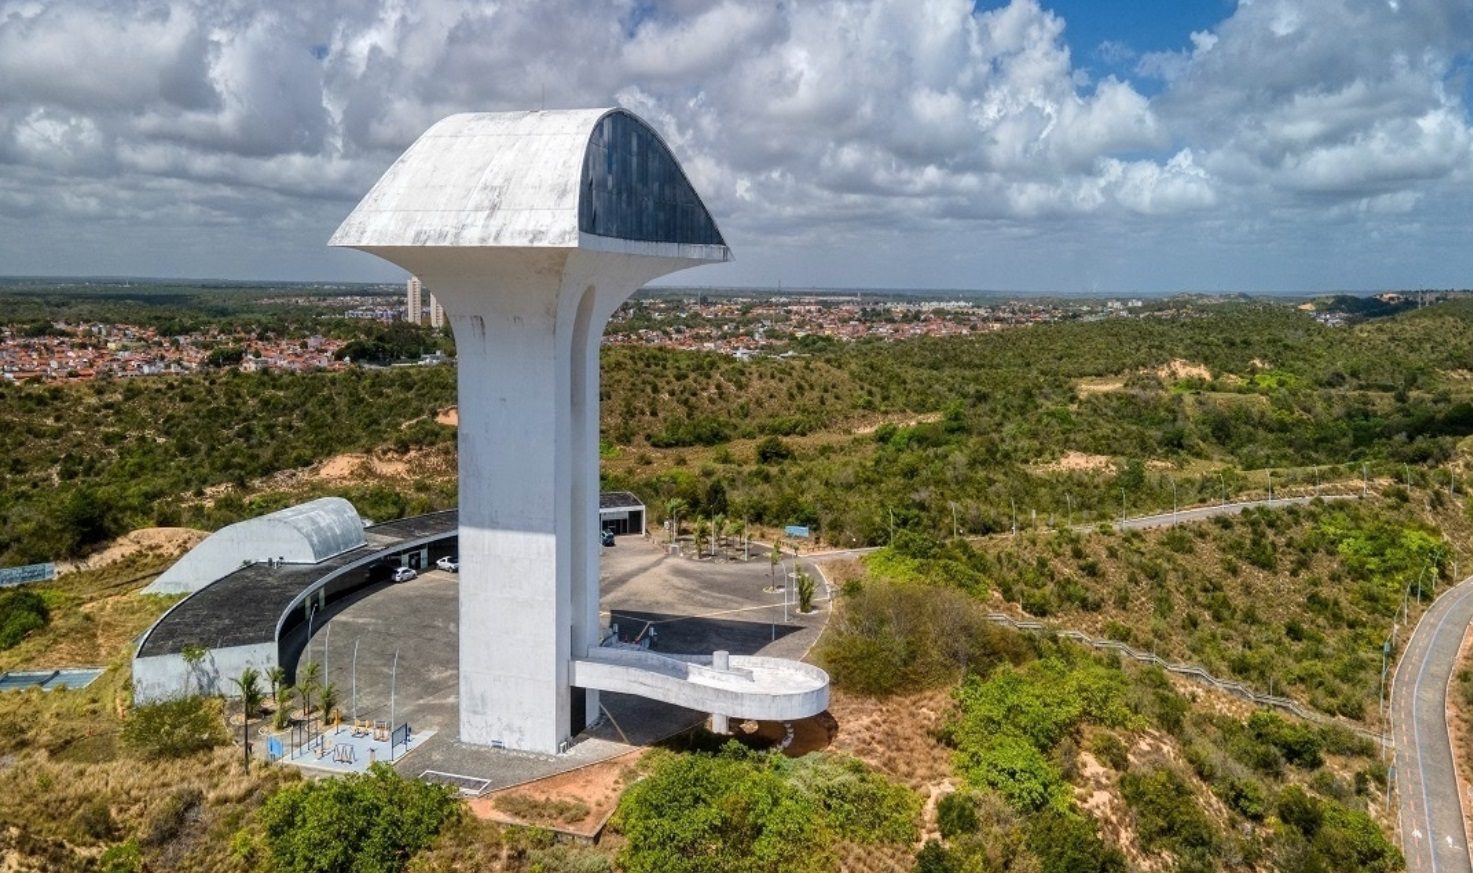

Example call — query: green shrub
[936,792,978,839]
[121,697,226,760]
[914,839,958,873]
[1088,732,1130,771]
[956,733,1064,812]
[0,588,49,649]
[99,840,142,873]
[1247,711,1324,769]
[1119,767,1218,859]
[1026,808,1128,873]
[258,763,460,873]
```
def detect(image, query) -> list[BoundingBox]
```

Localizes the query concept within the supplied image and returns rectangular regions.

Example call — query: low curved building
[144,497,367,595]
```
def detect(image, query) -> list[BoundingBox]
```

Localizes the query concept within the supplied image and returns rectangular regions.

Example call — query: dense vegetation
[833,494,1465,724]
[608,302,1473,544]
[254,764,461,873]
[0,366,458,563]
[613,744,918,873]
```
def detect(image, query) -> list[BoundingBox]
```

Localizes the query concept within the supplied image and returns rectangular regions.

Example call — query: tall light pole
[1171,479,1178,522]
[1010,496,1018,536]
[389,646,400,760]
[949,502,959,539]
[351,638,360,724]
[1065,492,1073,529]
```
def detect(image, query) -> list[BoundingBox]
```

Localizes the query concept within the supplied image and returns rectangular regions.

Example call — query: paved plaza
[283,535,830,788]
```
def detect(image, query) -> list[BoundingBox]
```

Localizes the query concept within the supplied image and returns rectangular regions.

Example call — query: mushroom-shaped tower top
[329,108,729,263]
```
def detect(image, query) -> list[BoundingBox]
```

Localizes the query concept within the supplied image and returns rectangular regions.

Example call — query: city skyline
[0,0,1470,293]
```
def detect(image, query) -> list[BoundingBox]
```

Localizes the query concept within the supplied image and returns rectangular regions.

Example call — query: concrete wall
[132,642,278,703]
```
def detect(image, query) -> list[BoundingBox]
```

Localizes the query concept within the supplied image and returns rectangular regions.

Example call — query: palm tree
[273,686,294,730]
[664,497,688,544]
[266,665,287,713]
[319,683,339,726]
[796,570,816,613]
[233,667,263,718]
[693,517,711,559]
[297,661,322,717]
[231,667,264,766]
[724,518,744,558]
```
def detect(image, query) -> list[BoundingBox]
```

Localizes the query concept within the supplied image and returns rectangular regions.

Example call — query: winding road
[1394,576,1473,873]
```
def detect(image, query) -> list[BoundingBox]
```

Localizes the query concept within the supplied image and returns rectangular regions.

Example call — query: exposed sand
[435,407,459,427]
[1034,451,1115,473]
[852,411,942,435]
[57,527,206,576]
[1155,359,1212,381]
[1076,378,1127,395]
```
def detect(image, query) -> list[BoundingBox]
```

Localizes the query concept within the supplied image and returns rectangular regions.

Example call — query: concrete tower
[331,109,732,753]
[429,293,445,330]
[405,276,423,324]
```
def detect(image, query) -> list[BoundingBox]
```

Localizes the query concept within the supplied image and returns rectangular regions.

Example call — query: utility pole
[949,502,959,539]
[1363,463,1369,498]
[1171,479,1178,523]
[1065,492,1073,529]
[1010,496,1018,536]
[888,508,895,545]
[1120,487,1126,523]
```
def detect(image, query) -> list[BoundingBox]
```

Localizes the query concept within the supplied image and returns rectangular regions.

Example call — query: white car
[391,566,418,583]
[436,556,460,573]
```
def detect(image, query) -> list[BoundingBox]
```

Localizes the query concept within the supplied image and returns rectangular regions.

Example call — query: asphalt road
[1392,576,1473,873]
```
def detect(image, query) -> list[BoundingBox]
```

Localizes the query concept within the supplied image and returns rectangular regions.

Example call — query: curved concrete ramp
[572,647,829,722]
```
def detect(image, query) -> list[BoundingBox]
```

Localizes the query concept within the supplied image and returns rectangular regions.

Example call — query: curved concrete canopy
[144,497,365,595]
[329,108,729,262]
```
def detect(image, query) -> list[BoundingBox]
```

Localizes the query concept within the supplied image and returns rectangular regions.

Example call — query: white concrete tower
[405,276,423,324]
[330,109,730,754]
[429,293,445,330]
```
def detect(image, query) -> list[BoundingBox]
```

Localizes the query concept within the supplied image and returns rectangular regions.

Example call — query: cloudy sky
[1,0,1470,293]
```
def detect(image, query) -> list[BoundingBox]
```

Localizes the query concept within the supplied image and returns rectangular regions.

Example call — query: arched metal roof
[144,497,366,595]
[328,108,729,261]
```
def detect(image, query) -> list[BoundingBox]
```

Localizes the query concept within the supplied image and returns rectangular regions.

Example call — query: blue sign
[783,525,810,539]
[267,737,283,762]
[0,563,55,588]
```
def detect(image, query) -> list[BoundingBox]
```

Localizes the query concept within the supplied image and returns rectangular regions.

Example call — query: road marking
[1408,583,1473,873]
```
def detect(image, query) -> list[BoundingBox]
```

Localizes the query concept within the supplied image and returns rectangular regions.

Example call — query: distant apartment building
[429,293,445,329]
[406,276,423,324]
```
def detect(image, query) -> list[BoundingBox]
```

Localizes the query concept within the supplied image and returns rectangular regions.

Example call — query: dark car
[601,528,616,547]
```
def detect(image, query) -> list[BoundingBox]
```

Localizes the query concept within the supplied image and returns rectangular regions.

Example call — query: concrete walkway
[1392,576,1473,873]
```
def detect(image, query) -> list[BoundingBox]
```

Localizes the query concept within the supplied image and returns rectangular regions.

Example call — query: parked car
[436,556,460,573]
[391,566,418,583]
[601,528,616,547]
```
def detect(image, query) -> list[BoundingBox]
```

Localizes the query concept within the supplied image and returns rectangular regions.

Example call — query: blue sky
[0,0,1470,293]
